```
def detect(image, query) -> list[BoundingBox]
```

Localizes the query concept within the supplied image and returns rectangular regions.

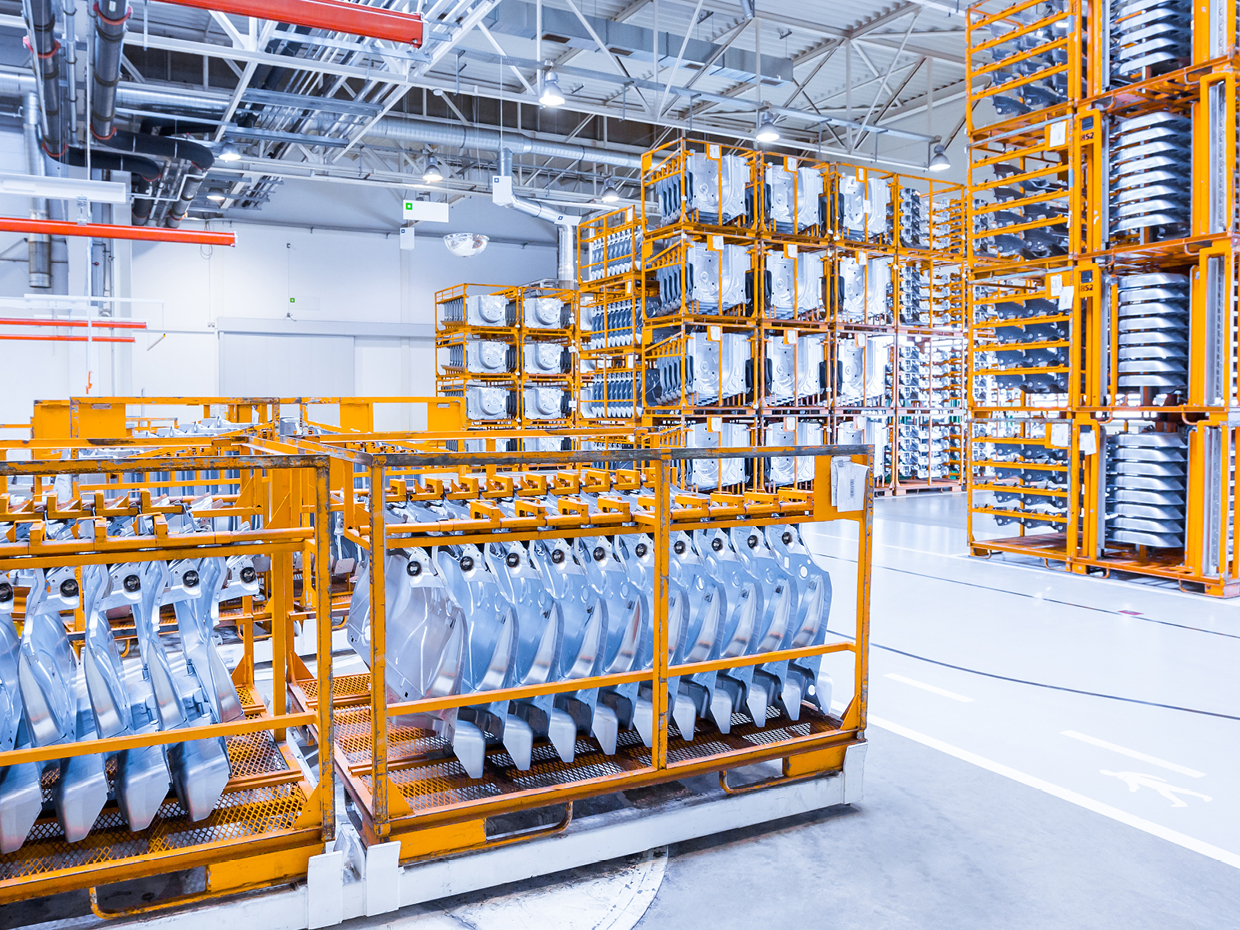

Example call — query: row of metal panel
[0,397,872,906]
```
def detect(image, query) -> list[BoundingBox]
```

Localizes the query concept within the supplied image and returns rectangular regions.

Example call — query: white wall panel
[219,333,355,397]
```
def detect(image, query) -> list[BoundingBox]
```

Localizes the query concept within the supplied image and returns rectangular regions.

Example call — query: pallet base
[57,742,865,929]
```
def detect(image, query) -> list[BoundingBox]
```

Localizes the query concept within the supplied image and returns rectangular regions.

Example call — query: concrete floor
[636,492,1240,928]
[11,492,1240,929]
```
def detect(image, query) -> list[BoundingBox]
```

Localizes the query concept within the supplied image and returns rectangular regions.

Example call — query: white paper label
[1058,284,1075,311]
[785,157,797,171]
[1047,274,1063,297]
[786,243,798,257]
[785,329,798,344]
[785,416,797,430]
[708,144,721,158]
[1047,120,1067,148]
[709,416,722,431]
[709,325,722,340]
[711,235,724,250]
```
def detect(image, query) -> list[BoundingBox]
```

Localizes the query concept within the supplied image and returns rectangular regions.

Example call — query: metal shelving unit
[965,0,1240,595]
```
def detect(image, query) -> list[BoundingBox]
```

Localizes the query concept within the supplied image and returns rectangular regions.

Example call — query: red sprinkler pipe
[0,217,235,245]
[0,334,136,343]
[157,0,423,45]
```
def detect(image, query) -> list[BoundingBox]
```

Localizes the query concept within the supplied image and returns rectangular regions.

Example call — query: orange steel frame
[965,0,1240,595]
[0,445,336,906]
[288,434,873,857]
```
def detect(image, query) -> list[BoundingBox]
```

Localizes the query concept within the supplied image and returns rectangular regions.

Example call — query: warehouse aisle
[806,493,1240,869]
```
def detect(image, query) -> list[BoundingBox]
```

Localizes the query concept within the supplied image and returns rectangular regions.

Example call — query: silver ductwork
[367,116,642,170]
[494,148,579,288]
[0,69,640,170]
[21,92,51,289]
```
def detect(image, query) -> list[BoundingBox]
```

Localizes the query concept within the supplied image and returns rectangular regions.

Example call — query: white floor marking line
[883,673,974,703]
[868,715,1240,871]
[1062,730,1206,779]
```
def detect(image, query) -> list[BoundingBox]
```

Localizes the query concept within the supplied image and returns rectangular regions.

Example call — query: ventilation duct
[21,92,50,289]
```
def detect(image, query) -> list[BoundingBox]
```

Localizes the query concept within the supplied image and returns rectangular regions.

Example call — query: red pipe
[157,0,423,45]
[0,334,135,343]
[0,318,148,329]
[0,217,235,245]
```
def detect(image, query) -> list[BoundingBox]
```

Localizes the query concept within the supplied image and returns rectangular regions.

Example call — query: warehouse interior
[0,0,1236,927]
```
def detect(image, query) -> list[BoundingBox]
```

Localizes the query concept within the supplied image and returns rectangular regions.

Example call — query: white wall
[0,129,558,427]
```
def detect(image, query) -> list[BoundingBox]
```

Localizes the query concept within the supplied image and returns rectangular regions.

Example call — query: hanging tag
[785,329,798,345]
[1047,120,1068,148]
[785,243,798,257]
[1058,285,1075,311]
[708,144,721,158]
[711,234,724,250]
[709,325,722,340]
[709,416,722,431]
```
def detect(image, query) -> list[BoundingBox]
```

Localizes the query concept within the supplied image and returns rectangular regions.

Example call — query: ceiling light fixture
[206,192,226,203]
[217,142,242,163]
[928,143,951,172]
[600,180,620,203]
[540,71,565,108]
[423,156,443,183]
[755,112,780,143]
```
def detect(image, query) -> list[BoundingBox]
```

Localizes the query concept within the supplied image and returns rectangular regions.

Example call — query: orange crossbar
[158,0,423,45]
[0,217,235,245]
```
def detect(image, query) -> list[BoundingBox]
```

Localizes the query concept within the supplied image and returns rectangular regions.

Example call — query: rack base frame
[44,742,865,930]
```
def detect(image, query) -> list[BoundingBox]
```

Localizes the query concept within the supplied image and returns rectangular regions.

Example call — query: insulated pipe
[100,129,215,228]
[21,92,51,289]
[371,116,642,169]
[25,0,63,156]
[90,0,131,141]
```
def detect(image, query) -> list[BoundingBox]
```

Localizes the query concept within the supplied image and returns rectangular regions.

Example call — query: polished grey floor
[638,493,1240,928]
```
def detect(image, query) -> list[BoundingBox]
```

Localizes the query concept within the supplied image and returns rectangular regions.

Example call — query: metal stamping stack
[1105,431,1188,548]
[1115,272,1189,395]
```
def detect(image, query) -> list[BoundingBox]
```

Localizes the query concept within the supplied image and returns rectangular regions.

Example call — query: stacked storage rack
[829,164,968,493]
[577,207,645,427]
[756,152,833,491]
[638,140,764,491]
[435,284,578,436]
[965,0,1240,595]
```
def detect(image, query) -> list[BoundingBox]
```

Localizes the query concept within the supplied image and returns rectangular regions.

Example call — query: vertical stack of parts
[830,166,967,493]
[966,0,1240,595]
[518,287,577,437]
[436,286,521,428]
[757,153,831,490]
[639,140,762,491]
[1103,431,1188,548]
[436,285,578,438]
[577,208,644,429]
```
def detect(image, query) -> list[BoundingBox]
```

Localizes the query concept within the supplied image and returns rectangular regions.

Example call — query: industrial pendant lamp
[928,143,951,172]
[755,112,780,143]
[423,155,444,183]
[600,180,620,203]
[540,71,565,108]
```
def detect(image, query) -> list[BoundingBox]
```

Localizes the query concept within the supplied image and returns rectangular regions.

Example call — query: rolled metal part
[21,92,51,289]
[90,0,131,141]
